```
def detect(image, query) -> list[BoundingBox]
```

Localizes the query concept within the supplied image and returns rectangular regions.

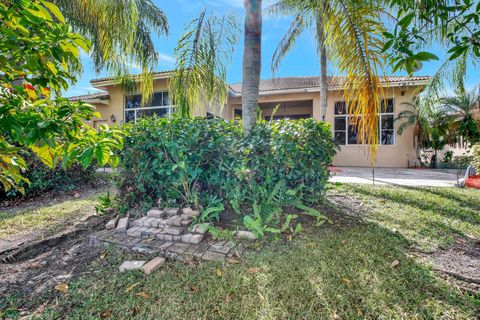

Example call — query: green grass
[37,225,478,320]
[34,185,480,320]
[0,195,100,238]
[333,184,480,251]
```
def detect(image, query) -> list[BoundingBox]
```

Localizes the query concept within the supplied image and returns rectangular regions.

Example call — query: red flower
[465,175,480,189]
[23,83,35,91]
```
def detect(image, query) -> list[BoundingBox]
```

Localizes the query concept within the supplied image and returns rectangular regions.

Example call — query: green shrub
[116,116,336,235]
[472,144,480,171]
[1,151,97,199]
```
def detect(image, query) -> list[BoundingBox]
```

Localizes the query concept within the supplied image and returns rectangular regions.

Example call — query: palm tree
[242,0,263,135]
[396,99,450,167]
[267,0,388,152]
[440,86,480,146]
[169,11,239,118]
[268,0,328,120]
[53,0,169,103]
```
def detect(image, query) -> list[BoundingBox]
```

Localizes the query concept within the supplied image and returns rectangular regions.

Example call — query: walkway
[329,167,464,187]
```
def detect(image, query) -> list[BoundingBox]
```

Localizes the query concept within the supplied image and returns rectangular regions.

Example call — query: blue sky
[66,0,479,97]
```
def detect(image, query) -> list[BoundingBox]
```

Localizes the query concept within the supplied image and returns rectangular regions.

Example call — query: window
[380,99,394,145]
[124,91,173,123]
[334,99,395,145]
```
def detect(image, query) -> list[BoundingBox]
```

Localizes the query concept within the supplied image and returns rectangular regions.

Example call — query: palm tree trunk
[242,0,262,135]
[316,13,328,121]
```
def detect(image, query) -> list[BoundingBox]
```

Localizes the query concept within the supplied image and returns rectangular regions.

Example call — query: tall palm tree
[53,0,169,103]
[242,0,263,135]
[440,86,480,146]
[267,0,388,154]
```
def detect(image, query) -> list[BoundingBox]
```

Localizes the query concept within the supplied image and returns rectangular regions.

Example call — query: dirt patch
[0,215,107,302]
[416,238,480,294]
[0,182,112,309]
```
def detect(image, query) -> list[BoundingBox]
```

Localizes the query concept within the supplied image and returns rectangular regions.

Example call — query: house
[69,71,430,167]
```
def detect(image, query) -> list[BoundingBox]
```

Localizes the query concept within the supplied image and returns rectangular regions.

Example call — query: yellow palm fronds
[324,0,387,160]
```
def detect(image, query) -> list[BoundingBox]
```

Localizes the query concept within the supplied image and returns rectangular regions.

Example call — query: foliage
[472,144,480,171]
[95,191,114,214]
[170,11,238,118]
[396,99,450,166]
[1,151,96,199]
[440,86,480,145]
[385,0,480,74]
[0,0,123,194]
[267,0,388,156]
[116,116,336,235]
[53,0,169,104]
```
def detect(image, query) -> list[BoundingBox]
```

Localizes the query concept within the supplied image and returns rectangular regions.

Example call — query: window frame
[124,91,174,123]
[333,98,395,146]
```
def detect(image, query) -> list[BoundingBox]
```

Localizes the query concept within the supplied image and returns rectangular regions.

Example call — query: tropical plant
[384,0,479,106]
[115,116,336,237]
[267,0,327,121]
[385,0,480,75]
[472,144,480,171]
[0,0,123,193]
[53,0,169,104]
[396,99,450,167]
[267,0,388,154]
[242,0,263,135]
[170,11,239,118]
[440,86,480,145]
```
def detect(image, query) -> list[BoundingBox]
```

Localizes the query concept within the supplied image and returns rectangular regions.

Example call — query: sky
[65,0,479,97]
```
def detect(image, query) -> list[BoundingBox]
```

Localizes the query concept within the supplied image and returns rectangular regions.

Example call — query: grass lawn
[33,184,479,320]
[334,184,480,251]
[0,194,100,239]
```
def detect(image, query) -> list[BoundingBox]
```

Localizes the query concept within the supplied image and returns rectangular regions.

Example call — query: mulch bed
[465,175,480,189]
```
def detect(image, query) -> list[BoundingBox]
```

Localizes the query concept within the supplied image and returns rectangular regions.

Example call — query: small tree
[396,99,449,167]
[440,86,480,146]
[0,0,123,193]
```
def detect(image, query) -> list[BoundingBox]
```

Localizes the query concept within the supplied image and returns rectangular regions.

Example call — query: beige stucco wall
[227,87,420,168]
[93,76,421,168]
[93,78,227,126]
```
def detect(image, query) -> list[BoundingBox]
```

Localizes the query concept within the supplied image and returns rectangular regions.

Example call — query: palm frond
[271,11,308,74]
[170,12,239,118]
[53,0,169,104]
[324,0,387,159]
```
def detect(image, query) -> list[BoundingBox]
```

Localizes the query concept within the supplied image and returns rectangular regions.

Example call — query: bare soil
[416,238,480,294]
[0,183,111,304]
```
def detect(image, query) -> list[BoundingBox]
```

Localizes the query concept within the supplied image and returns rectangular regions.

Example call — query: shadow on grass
[347,184,480,227]
[36,221,478,319]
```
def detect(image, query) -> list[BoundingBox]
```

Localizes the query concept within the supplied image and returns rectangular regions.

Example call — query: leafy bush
[1,151,97,199]
[116,116,336,236]
[472,144,480,171]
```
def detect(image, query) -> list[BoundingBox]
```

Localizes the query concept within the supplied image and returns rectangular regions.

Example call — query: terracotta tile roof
[90,70,174,84]
[228,76,430,94]
[67,92,109,102]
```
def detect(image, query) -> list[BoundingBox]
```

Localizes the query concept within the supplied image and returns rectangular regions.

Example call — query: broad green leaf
[414,51,439,61]
[41,1,65,23]
[31,144,54,168]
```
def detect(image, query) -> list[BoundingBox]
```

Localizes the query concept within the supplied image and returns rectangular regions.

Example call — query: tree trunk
[242,0,262,135]
[316,13,328,121]
[430,150,437,169]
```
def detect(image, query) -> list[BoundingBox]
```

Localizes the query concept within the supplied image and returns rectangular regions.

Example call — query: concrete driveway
[329,167,465,187]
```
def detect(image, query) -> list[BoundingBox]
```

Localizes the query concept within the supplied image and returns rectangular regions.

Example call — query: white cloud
[158,53,176,65]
